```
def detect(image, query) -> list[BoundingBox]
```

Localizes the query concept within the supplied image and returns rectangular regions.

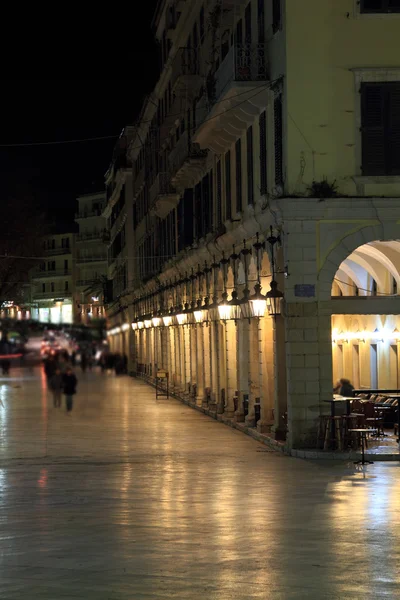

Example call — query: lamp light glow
[163,315,172,327]
[176,313,187,325]
[144,319,152,329]
[218,292,232,321]
[137,321,144,330]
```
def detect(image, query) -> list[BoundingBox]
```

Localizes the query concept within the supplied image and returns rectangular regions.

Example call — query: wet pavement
[0,366,399,599]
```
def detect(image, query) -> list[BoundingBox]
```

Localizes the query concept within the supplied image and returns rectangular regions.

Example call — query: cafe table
[323,396,355,449]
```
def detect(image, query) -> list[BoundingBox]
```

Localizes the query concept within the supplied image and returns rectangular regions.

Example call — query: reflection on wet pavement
[0,367,399,598]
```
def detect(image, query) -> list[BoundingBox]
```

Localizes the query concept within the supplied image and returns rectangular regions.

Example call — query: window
[51,239,55,249]
[65,281,69,292]
[246,126,254,205]
[200,6,205,42]
[225,150,232,220]
[257,0,265,43]
[216,161,222,227]
[272,0,281,33]
[51,282,55,293]
[361,82,400,176]
[259,111,268,194]
[42,283,45,293]
[235,138,242,212]
[274,94,284,185]
[195,182,202,239]
[47,261,55,271]
[245,2,252,43]
[393,277,398,294]
[64,259,68,271]
[235,18,243,44]
[361,0,400,12]
[193,21,198,48]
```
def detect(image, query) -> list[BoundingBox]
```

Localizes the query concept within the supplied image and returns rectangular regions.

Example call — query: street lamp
[249,283,268,318]
[218,291,232,321]
[266,280,284,316]
[228,290,242,321]
[193,299,204,324]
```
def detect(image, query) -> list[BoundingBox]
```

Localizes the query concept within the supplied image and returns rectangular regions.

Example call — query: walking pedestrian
[62,367,78,412]
[49,368,63,408]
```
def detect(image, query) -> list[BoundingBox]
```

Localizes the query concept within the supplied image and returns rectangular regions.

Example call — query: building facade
[75,192,108,324]
[30,233,76,324]
[106,0,400,450]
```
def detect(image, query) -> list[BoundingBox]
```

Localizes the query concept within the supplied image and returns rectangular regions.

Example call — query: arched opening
[330,240,400,452]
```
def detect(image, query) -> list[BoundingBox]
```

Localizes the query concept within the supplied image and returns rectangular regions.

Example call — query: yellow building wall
[284,0,400,196]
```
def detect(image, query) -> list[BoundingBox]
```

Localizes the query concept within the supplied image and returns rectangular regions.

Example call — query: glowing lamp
[163,315,172,327]
[176,312,187,325]
[218,292,232,321]
[122,323,130,332]
[137,321,144,330]
[152,316,161,327]
[131,322,138,331]
[228,290,242,321]
[144,319,152,329]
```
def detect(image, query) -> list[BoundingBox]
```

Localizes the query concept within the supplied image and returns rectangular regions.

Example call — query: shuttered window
[361,82,400,176]
[225,150,232,220]
[259,111,267,194]
[246,126,254,205]
[216,161,222,227]
[272,0,281,33]
[235,139,243,212]
[274,94,283,186]
[361,0,400,12]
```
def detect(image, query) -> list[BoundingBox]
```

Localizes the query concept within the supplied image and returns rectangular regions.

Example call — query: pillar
[258,315,275,434]
[195,324,205,405]
[183,326,191,394]
[235,319,250,422]
[285,302,332,449]
[216,322,226,414]
[246,319,260,426]
[224,320,237,418]
[190,325,197,398]
[203,323,212,407]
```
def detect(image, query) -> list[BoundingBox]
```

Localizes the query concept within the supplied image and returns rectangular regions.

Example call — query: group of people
[44,354,78,412]
[99,352,128,375]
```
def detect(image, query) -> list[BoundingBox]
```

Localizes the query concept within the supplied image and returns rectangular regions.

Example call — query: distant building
[75,192,108,324]
[30,233,75,324]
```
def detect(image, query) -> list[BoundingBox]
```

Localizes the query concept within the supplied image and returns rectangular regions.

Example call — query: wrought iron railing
[171,47,200,90]
[76,231,108,242]
[149,173,178,206]
[32,270,72,279]
[213,43,269,102]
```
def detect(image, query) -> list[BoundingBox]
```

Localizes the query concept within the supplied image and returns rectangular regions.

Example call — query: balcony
[76,255,107,264]
[32,270,72,280]
[193,44,270,153]
[76,279,97,288]
[32,291,72,300]
[44,247,71,256]
[171,47,202,99]
[149,173,180,219]
[168,131,208,191]
[76,231,109,243]
[75,209,104,219]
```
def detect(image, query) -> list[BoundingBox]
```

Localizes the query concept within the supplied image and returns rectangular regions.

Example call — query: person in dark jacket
[62,367,78,412]
[333,378,355,397]
[50,368,63,407]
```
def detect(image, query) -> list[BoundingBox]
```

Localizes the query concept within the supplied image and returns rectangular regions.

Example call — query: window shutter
[246,126,254,205]
[235,139,242,212]
[259,111,267,194]
[225,151,232,220]
[216,161,222,227]
[274,94,283,186]
[361,83,386,176]
[272,0,281,33]
[388,84,400,175]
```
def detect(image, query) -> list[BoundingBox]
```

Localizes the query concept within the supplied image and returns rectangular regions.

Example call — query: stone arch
[315,223,400,302]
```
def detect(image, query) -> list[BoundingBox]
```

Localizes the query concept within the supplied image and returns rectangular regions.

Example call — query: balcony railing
[76,255,107,264]
[76,231,109,242]
[44,247,71,256]
[171,47,202,97]
[76,279,97,287]
[75,209,104,219]
[33,291,72,300]
[168,130,208,186]
[32,270,72,279]
[149,173,178,206]
[213,44,269,102]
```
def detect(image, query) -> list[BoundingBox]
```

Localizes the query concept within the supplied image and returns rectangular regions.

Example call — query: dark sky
[0,1,159,229]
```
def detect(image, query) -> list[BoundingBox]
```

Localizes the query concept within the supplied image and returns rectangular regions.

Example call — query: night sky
[0,1,159,229]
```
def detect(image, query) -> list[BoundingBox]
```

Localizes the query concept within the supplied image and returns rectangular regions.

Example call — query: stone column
[224,320,237,418]
[209,321,219,413]
[246,319,260,426]
[203,323,212,407]
[190,325,197,399]
[235,319,249,422]
[183,326,191,394]
[195,325,205,405]
[285,302,332,449]
[258,315,275,434]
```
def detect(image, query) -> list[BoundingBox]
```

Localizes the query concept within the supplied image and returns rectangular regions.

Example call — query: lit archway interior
[331,241,400,390]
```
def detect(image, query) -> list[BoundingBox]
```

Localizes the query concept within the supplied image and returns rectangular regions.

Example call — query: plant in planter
[307,178,338,199]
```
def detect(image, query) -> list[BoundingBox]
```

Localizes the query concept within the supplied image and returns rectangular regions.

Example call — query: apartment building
[106,0,400,452]
[75,192,108,324]
[30,233,76,324]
